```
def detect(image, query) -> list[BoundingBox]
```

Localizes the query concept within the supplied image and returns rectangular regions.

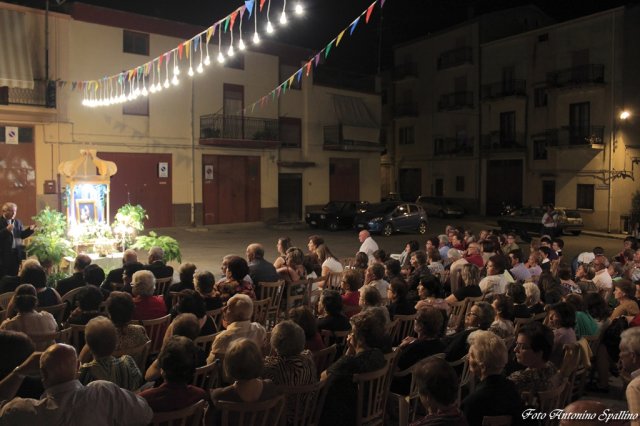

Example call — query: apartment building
[0,2,381,227]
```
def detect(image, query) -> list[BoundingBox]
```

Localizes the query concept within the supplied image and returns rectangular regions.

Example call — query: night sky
[16,0,639,73]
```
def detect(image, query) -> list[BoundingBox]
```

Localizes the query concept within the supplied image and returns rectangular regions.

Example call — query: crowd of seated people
[0,227,639,425]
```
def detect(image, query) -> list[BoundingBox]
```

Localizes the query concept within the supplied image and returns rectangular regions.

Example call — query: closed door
[434,179,444,197]
[278,173,302,222]
[0,132,36,221]
[542,181,556,206]
[223,84,244,139]
[486,160,523,215]
[329,158,359,201]
[399,168,421,201]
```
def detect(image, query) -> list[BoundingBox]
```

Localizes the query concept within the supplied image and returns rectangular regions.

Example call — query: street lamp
[620,110,631,120]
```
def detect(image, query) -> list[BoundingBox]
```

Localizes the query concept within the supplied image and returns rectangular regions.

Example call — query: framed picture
[76,199,97,223]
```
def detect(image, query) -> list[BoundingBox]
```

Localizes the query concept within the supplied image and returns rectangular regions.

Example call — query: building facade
[0,2,382,227]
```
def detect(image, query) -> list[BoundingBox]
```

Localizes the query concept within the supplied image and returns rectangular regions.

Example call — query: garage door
[486,159,522,215]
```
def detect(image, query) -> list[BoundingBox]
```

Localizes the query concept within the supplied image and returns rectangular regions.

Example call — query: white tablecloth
[62,253,124,273]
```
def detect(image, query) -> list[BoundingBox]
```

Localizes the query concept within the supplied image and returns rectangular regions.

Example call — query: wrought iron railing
[392,62,419,80]
[433,137,474,156]
[546,64,605,88]
[481,80,526,100]
[480,132,526,152]
[438,91,474,110]
[393,102,419,117]
[0,79,55,108]
[323,125,382,152]
[199,114,279,141]
[541,125,605,147]
[313,67,376,92]
[437,46,473,70]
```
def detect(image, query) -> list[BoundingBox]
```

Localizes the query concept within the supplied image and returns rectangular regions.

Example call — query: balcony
[481,80,526,100]
[0,79,56,108]
[199,114,280,149]
[437,47,473,70]
[542,125,605,147]
[546,64,605,88]
[313,67,376,93]
[433,137,474,156]
[393,102,419,118]
[393,62,419,81]
[323,125,383,152]
[438,91,473,111]
[480,132,526,153]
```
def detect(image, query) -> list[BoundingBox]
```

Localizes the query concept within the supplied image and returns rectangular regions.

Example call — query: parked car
[496,206,583,239]
[354,202,428,237]
[305,201,368,231]
[416,196,465,218]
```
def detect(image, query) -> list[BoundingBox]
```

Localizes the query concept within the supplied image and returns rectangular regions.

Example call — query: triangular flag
[350,17,360,35]
[207,26,214,43]
[194,36,200,51]
[276,86,282,97]
[282,82,287,94]
[159,54,163,66]
[178,43,184,59]
[365,3,375,23]
[245,0,254,18]
[325,40,334,58]
[336,29,346,46]
[72,82,77,90]
[230,10,238,30]
[296,68,303,83]
[381,0,386,7]
[314,53,321,67]
[305,61,312,76]
[288,75,294,88]
[260,0,266,12]
[239,5,246,20]
[223,16,230,32]
[184,40,190,59]
[271,90,276,100]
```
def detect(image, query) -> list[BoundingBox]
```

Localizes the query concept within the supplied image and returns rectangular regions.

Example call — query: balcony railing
[433,137,474,156]
[393,62,419,81]
[393,102,419,118]
[438,91,473,111]
[0,79,56,108]
[480,132,526,152]
[313,67,376,92]
[546,64,605,88]
[437,47,473,70]
[481,80,526,100]
[323,125,383,152]
[200,114,279,141]
[542,125,605,147]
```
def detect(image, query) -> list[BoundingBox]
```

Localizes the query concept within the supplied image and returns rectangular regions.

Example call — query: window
[569,102,590,145]
[0,126,33,143]
[123,30,149,55]
[576,184,594,210]
[534,88,547,107]
[533,139,548,160]
[399,126,415,145]
[279,64,301,90]
[225,55,244,70]
[500,111,516,144]
[123,97,149,116]
[279,117,301,148]
[455,176,465,192]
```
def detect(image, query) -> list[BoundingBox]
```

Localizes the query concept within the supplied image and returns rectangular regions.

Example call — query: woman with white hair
[263,320,317,386]
[523,281,544,315]
[131,270,167,320]
[461,330,523,425]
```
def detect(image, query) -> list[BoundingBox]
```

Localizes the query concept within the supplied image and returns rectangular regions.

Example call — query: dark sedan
[305,201,368,231]
[497,207,584,239]
[354,202,428,236]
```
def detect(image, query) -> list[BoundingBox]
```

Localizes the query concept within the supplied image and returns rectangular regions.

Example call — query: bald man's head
[40,344,78,388]
[359,230,370,243]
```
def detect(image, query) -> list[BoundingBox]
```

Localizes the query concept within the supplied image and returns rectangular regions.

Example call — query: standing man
[358,230,378,264]
[0,202,35,278]
[541,204,558,238]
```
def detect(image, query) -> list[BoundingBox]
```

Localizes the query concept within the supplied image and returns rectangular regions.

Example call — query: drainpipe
[45,0,49,82]
[607,13,615,233]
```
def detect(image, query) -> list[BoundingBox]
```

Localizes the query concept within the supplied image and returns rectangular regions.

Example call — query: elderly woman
[386,280,415,319]
[575,263,598,294]
[193,269,222,311]
[426,248,445,276]
[479,255,508,297]
[22,263,61,308]
[523,281,545,315]
[140,335,207,412]
[175,290,217,336]
[610,279,639,320]
[0,330,43,399]
[407,250,431,291]
[289,306,325,352]
[443,301,495,362]
[263,320,317,385]
[489,294,515,340]
[317,290,351,333]
[412,357,466,425]
[106,291,149,350]
[508,321,559,401]
[165,263,197,310]
[359,286,391,324]
[0,284,57,351]
[78,316,143,391]
[340,270,361,318]
[526,252,543,278]
[216,256,255,301]
[446,263,482,304]
[461,330,524,425]
[65,285,104,326]
[274,236,292,269]
[131,270,167,320]
[392,307,445,394]
[320,310,386,426]
[547,302,577,367]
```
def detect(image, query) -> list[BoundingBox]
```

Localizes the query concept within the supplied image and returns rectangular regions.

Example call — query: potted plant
[132,231,182,263]
[26,207,75,273]
[112,204,148,249]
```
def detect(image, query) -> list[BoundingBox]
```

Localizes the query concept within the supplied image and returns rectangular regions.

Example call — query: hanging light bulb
[238,39,246,51]
[82,99,89,106]
[155,82,163,92]
[173,65,180,76]
[142,86,148,96]
[280,11,288,25]
[295,3,303,15]
[253,32,261,44]
[266,21,274,33]
[172,75,179,85]
[197,63,204,73]
[217,51,225,63]
[204,55,211,66]
[228,45,235,57]
[188,66,194,77]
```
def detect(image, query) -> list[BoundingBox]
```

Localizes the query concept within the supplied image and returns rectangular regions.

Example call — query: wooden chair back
[482,416,513,426]
[37,303,67,326]
[277,377,327,426]
[448,355,471,403]
[286,279,307,313]
[139,314,172,354]
[60,286,84,306]
[213,394,285,426]
[464,296,483,317]
[0,291,14,310]
[309,289,323,316]
[57,327,73,344]
[312,344,337,378]
[584,318,610,355]
[169,291,188,308]
[29,328,71,348]
[154,276,173,296]
[192,359,221,390]
[352,362,391,426]
[206,308,224,332]
[319,329,349,349]
[389,314,416,347]
[448,299,467,330]
[113,340,151,372]
[523,379,568,426]
[149,399,206,426]
[559,342,582,405]
[194,332,219,353]
[325,272,344,291]
[258,280,285,327]
[251,297,271,326]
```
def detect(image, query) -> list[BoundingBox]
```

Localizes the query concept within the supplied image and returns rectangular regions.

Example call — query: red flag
[230,10,239,30]
[178,43,184,59]
[260,0,266,11]
[305,60,312,76]
[365,3,375,23]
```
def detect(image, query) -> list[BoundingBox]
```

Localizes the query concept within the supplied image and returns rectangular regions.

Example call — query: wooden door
[202,155,261,225]
[486,159,523,215]
[98,152,173,228]
[278,173,302,222]
[329,158,359,202]
[0,132,36,222]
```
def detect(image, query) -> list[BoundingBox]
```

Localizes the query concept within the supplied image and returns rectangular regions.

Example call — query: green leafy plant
[26,207,75,271]
[112,204,148,248]
[631,191,640,233]
[132,231,182,263]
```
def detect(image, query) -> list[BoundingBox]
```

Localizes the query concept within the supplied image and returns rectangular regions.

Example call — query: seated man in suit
[56,254,92,296]
[102,249,138,291]
[144,247,174,280]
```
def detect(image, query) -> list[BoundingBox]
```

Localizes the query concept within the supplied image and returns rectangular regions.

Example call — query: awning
[332,94,379,143]
[0,9,34,89]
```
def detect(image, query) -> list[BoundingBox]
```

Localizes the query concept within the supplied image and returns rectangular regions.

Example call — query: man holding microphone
[0,202,35,277]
